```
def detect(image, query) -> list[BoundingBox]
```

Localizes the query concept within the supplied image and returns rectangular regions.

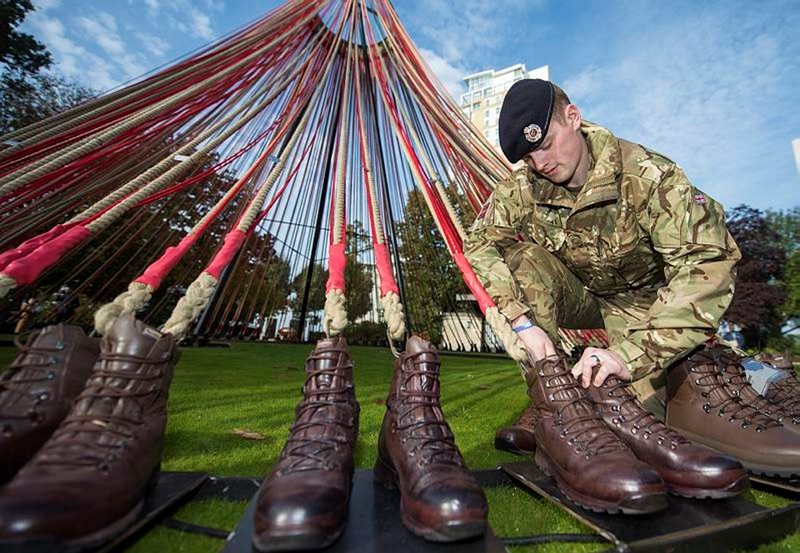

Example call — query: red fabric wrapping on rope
[0,226,92,287]
[326,242,346,293]
[134,233,198,290]
[205,229,248,280]
[374,242,399,296]
[0,224,73,272]
[451,250,496,314]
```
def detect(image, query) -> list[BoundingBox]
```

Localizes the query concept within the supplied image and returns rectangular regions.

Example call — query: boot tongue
[304,336,352,399]
[402,335,439,394]
[74,315,167,439]
[538,356,593,417]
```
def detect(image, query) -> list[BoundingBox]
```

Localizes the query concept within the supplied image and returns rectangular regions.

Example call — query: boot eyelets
[657,437,665,445]
[611,406,619,412]
[643,431,651,439]
[631,426,639,435]
[695,379,701,385]
[47,371,56,380]
[741,422,750,429]
[703,403,711,413]
[55,341,65,350]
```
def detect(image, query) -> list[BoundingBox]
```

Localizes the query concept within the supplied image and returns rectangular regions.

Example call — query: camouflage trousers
[504,242,667,417]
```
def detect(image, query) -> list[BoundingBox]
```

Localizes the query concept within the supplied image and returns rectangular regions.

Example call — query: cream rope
[93,282,153,335]
[323,289,348,336]
[379,290,406,340]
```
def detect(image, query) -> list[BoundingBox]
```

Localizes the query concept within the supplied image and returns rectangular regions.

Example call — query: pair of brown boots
[0,315,179,549]
[253,335,487,551]
[499,350,751,515]
[497,345,800,513]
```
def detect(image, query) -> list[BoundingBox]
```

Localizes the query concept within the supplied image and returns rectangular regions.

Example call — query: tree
[725,205,787,348]
[396,188,468,344]
[0,72,96,134]
[0,0,51,75]
[344,221,373,321]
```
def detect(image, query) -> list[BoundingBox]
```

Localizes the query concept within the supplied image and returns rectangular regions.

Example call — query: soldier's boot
[714,347,800,431]
[0,325,99,483]
[375,336,488,542]
[586,370,749,498]
[759,355,800,421]
[0,314,179,548]
[666,345,800,477]
[526,355,667,514]
[494,404,537,455]
[253,336,359,552]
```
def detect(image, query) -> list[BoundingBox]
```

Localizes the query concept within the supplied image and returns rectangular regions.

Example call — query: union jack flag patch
[693,194,706,205]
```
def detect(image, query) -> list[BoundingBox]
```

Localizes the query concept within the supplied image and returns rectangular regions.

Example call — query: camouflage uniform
[464,121,740,408]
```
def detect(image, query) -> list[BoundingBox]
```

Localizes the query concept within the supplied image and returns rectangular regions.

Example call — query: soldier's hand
[516,326,557,361]
[570,347,631,388]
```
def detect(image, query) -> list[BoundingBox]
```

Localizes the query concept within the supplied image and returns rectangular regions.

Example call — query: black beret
[498,79,554,164]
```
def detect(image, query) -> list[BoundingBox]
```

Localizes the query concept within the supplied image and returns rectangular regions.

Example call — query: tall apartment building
[461,64,549,152]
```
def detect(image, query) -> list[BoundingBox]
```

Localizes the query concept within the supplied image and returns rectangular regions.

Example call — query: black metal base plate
[502,461,800,553]
[223,469,505,553]
[97,471,208,552]
[750,474,800,497]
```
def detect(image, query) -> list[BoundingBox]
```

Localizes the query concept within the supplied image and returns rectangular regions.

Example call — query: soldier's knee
[503,241,557,272]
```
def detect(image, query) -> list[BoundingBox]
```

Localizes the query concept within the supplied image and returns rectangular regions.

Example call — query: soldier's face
[522,105,584,185]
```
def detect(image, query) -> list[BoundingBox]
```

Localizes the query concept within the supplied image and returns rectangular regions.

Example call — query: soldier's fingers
[570,358,585,380]
[543,340,557,357]
[593,365,611,387]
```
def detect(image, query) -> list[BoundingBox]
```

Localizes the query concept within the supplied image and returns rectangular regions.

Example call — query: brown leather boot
[0,314,178,548]
[586,372,748,498]
[666,345,800,477]
[715,348,800,430]
[375,336,487,542]
[0,325,99,483]
[494,404,537,455]
[253,336,359,552]
[526,355,667,514]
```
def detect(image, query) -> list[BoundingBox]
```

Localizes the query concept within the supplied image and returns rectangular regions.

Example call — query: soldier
[466,79,800,495]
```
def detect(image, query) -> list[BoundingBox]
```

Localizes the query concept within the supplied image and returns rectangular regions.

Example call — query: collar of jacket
[526,120,622,213]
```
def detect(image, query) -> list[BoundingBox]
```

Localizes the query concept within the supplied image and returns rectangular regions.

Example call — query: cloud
[136,32,170,57]
[27,12,117,89]
[33,0,60,10]
[77,13,125,56]
[419,48,470,99]
[188,9,214,39]
[563,3,800,209]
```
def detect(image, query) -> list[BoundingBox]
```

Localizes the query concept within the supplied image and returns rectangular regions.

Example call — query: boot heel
[373,455,399,489]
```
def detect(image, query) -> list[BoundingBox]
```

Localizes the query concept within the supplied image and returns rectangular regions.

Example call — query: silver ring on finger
[590,354,601,366]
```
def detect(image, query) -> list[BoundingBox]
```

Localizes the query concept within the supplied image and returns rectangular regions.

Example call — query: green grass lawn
[0,342,797,552]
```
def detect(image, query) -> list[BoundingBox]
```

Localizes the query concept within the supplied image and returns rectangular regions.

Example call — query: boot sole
[667,426,800,478]
[493,437,534,456]
[374,456,486,542]
[252,528,343,552]
[534,449,667,515]
[666,473,750,499]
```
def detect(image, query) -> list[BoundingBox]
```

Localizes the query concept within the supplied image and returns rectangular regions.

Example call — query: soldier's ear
[565,104,581,131]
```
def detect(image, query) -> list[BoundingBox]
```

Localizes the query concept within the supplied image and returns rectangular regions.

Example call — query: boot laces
[393,351,463,467]
[689,351,781,431]
[0,331,65,423]
[539,358,626,457]
[34,352,166,471]
[278,352,356,475]
[605,378,688,447]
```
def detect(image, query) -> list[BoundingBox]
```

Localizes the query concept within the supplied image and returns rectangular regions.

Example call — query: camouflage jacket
[464,121,741,380]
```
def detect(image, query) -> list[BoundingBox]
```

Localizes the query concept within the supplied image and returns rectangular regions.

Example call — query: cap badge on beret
[523,124,542,144]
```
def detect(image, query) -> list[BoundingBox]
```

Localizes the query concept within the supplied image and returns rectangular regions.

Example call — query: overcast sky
[22,0,800,211]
